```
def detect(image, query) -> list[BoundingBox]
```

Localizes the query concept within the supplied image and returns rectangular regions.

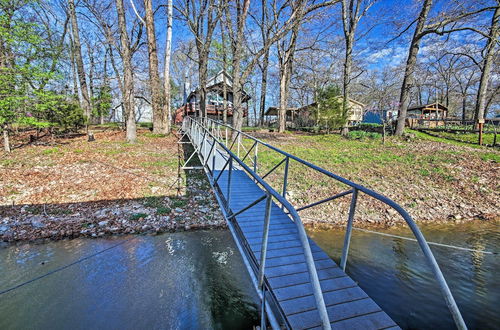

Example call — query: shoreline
[2,209,497,246]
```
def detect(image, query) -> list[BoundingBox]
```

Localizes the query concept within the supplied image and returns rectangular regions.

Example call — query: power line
[352,227,496,255]
[0,236,137,296]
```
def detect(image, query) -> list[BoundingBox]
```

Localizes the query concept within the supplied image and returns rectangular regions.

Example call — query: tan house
[265,97,366,127]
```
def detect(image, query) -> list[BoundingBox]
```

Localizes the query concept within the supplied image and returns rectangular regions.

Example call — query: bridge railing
[183,116,331,329]
[183,116,467,330]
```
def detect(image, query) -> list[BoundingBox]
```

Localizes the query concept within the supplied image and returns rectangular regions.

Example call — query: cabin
[406,102,449,128]
[174,71,250,123]
[265,97,365,128]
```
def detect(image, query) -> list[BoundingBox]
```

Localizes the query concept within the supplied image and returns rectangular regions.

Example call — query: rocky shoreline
[0,180,229,245]
[2,200,497,246]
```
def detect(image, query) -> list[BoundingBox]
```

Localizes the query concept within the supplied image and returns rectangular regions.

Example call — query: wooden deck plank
[287,298,383,329]
[280,286,368,316]
[308,311,398,330]
[272,276,357,302]
[264,250,330,268]
[267,267,344,289]
[265,259,336,278]
[239,222,297,234]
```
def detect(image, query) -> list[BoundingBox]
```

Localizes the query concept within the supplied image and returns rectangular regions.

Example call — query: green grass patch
[141,159,178,168]
[130,213,148,221]
[171,198,187,208]
[138,122,153,129]
[143,132,167,138]
[0,159,16,167]
[42,147,62,155]
[156,207,171,215]
[480,152,500,163]
[143,196,163,208]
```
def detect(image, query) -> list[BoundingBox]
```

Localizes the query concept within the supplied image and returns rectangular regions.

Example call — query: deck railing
[182,116,467,330]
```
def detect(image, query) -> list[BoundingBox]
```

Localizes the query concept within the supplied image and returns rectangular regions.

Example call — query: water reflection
[0,231,259,330]
[308,221,499,329]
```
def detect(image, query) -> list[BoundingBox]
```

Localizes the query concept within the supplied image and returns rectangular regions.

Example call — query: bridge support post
[340,188,358,271]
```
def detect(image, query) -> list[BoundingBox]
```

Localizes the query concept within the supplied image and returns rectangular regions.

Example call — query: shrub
[347,130,381,140]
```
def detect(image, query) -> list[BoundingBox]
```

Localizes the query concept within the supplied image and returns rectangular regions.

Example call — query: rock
[31,221,45,229]
[174,208,184,213]
[141,225,150,231]
[95,209,109,218]
[98,220,109,227]
[0,225,9,233]
[386,209,397,216]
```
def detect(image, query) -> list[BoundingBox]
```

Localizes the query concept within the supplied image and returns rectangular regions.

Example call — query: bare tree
[142,0,167,134]
[257,0,270,126]
[176,0,223,118]
[340,0,376,135]
[475,2,499,124]
[225,0,338,133]
[394,0,495,135]
[163,0,173,133]
[68,0,92,128]
[115,0,137,142]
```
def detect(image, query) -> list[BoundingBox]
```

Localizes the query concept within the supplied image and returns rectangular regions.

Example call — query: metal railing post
[261,288,267,330]
[258,194,272,286]
[237,134,241,158]
[340,188,358,271]
[227,156,233,210]
[282,157,289,199]
[254,143,258,175]
[212,145,216,173]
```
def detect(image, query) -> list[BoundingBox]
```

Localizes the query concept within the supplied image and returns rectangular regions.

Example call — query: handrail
[185,116,467,330]
[184,116,332,330]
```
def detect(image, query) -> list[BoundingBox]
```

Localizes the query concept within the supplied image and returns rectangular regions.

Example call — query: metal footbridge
[180,117,466,330]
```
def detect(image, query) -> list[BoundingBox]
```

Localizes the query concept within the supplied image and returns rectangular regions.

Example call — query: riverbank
[250,130,499,227]
[1,127,499,244]
[1,129,225,244]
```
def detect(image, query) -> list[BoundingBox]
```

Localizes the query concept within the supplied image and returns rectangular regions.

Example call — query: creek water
[308,220,499,329]
[0,231,259,329]
[0,222,498,329]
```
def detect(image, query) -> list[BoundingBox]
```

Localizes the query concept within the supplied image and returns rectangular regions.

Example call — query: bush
[347,130,381,140]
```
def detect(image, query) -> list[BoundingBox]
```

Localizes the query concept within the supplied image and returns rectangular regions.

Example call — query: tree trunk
[68,0,92,126]
[88,45,95,123]
[2,125,10,153]
[278,25,299,133]
[259,48,269,126]
[144,0,166,134]
[101,52,109,125]
[198,59,208,118]
[162,0,173,133]
[221,23,228,124]
[341,33,354,136]
[474,5,499,124]
[116,0,137,142]
[462,95,467,124]
[395,0,433,136]
[229,0,251,135]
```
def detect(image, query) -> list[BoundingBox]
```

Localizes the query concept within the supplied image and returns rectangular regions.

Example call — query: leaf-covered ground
[246,130,499,227]
[0,128,224,243]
